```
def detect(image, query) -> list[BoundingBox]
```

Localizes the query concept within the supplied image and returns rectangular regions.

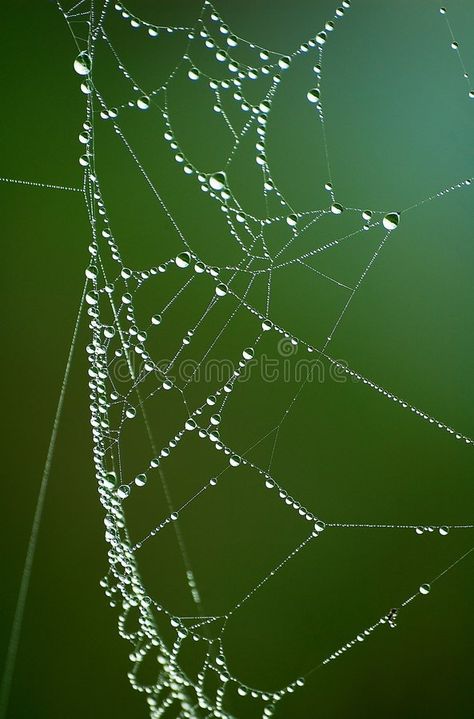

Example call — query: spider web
[2,1,473,718]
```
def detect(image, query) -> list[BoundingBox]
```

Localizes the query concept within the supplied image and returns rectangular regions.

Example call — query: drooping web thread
[5,1,473,717]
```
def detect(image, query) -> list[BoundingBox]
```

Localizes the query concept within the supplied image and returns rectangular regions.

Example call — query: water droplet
[209,172,227,191]
[188,67,200,81]
[242,347,254,360]
[382,212,400,230]
[287,213,298,227]
[117,484,130,499]
[307,88,320,104]
[419,583,431,595]
[74,51,91,76]
[278,56,291,70]
[314,519,326,533]
[362,210,372,221]
[185,418,197,430]
[151,314,162,325]
[331,203,344,215]
[215,283,228,297]
[137,95,150,110]
[229,455,241,467]
[439,526,449,536]
[135,473,147,487]
[469,90,474,99]
[316,32,327,45]
[176,252,191,268]
[104,472,117,489]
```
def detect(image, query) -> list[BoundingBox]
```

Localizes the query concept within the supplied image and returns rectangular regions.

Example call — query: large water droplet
[137,95,150,110]
[188,67,200,81]
[419,583,431,595]
[209,172,227,191]
[135,473,147,487]
[307,88,320,104]
[383,212,400,230]
[117,484,130,499]
[74,51,91,76]
[215,283,228,297]
[176,252,191,268]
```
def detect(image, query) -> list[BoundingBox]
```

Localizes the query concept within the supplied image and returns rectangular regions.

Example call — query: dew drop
[188,67,200,81]
[209,172,227,191]
[135,473,147,487]
[286,213,298,227]
[331,202,344,215]
[229,455,241,467]
[382,212,400,230]
[185,418,197,431]
[74,51,92,76]
[439,526,449,536]
[137,95,150,110]
[117,484,130,499]
[215,283,228,297]
[419,583,431,595]
[176,252,191,268]
[307,88,320,104]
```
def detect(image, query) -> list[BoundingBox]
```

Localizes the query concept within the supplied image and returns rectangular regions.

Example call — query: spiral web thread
[8,0,470,717]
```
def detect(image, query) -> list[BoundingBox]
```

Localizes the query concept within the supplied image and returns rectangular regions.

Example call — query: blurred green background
[1,1,474,717]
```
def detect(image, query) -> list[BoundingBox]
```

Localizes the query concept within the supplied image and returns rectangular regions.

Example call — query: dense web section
[4,1,473,717]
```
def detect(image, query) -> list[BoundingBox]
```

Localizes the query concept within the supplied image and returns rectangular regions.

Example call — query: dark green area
[1,1,473,718]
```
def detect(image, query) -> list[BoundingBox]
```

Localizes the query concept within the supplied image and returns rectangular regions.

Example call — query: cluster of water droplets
[62,0,474,717]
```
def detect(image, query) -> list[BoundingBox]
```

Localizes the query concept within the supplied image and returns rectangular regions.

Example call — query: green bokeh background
[1,1,473,718]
